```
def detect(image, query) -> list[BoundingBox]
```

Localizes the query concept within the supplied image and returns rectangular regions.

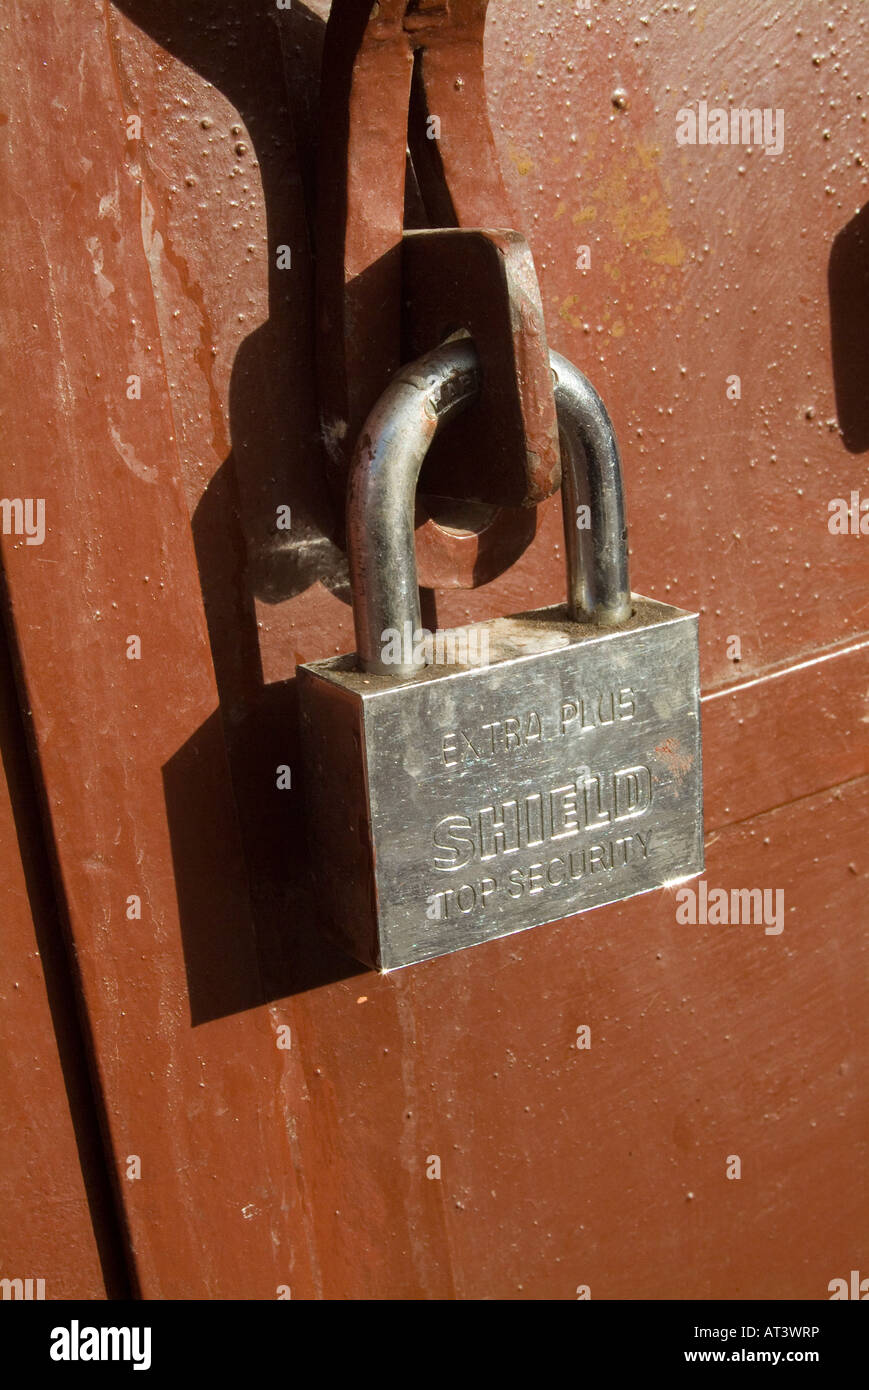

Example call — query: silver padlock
[298,342,703,970]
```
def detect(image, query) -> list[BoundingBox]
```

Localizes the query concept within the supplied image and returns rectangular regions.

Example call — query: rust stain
[655,737,695,787]
[690,1,709,32]
[587,142,685,269]
[507,141,533,176]
[558,293,583,328]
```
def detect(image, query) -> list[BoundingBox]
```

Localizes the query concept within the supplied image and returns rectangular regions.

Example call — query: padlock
[298,341,703,971]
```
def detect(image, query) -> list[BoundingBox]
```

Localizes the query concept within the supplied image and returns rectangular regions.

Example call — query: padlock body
[298,596,703,971]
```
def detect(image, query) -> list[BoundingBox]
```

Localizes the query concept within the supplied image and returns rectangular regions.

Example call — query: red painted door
[1,0,866,1300]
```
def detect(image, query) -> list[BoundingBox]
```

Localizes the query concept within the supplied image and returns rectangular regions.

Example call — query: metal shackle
[346,340,632,676]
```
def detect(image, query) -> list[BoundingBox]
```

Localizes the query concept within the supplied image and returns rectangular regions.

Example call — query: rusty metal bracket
[316,0,559,586]
[402,228,558,505]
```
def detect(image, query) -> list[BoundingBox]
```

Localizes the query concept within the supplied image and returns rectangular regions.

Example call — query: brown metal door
[1,0,866,1300]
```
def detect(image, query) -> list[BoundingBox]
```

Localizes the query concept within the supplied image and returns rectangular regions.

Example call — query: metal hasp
[316,0,560,588]
[298,344,704,972]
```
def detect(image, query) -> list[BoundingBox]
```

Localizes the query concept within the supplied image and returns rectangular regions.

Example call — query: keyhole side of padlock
[346,342,633,677]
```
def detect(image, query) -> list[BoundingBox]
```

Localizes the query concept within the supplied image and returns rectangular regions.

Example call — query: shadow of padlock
[298,343,704,971]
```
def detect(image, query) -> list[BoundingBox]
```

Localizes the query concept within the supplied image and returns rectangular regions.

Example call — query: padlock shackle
[347,341,632,676]
[550,347,633,630]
